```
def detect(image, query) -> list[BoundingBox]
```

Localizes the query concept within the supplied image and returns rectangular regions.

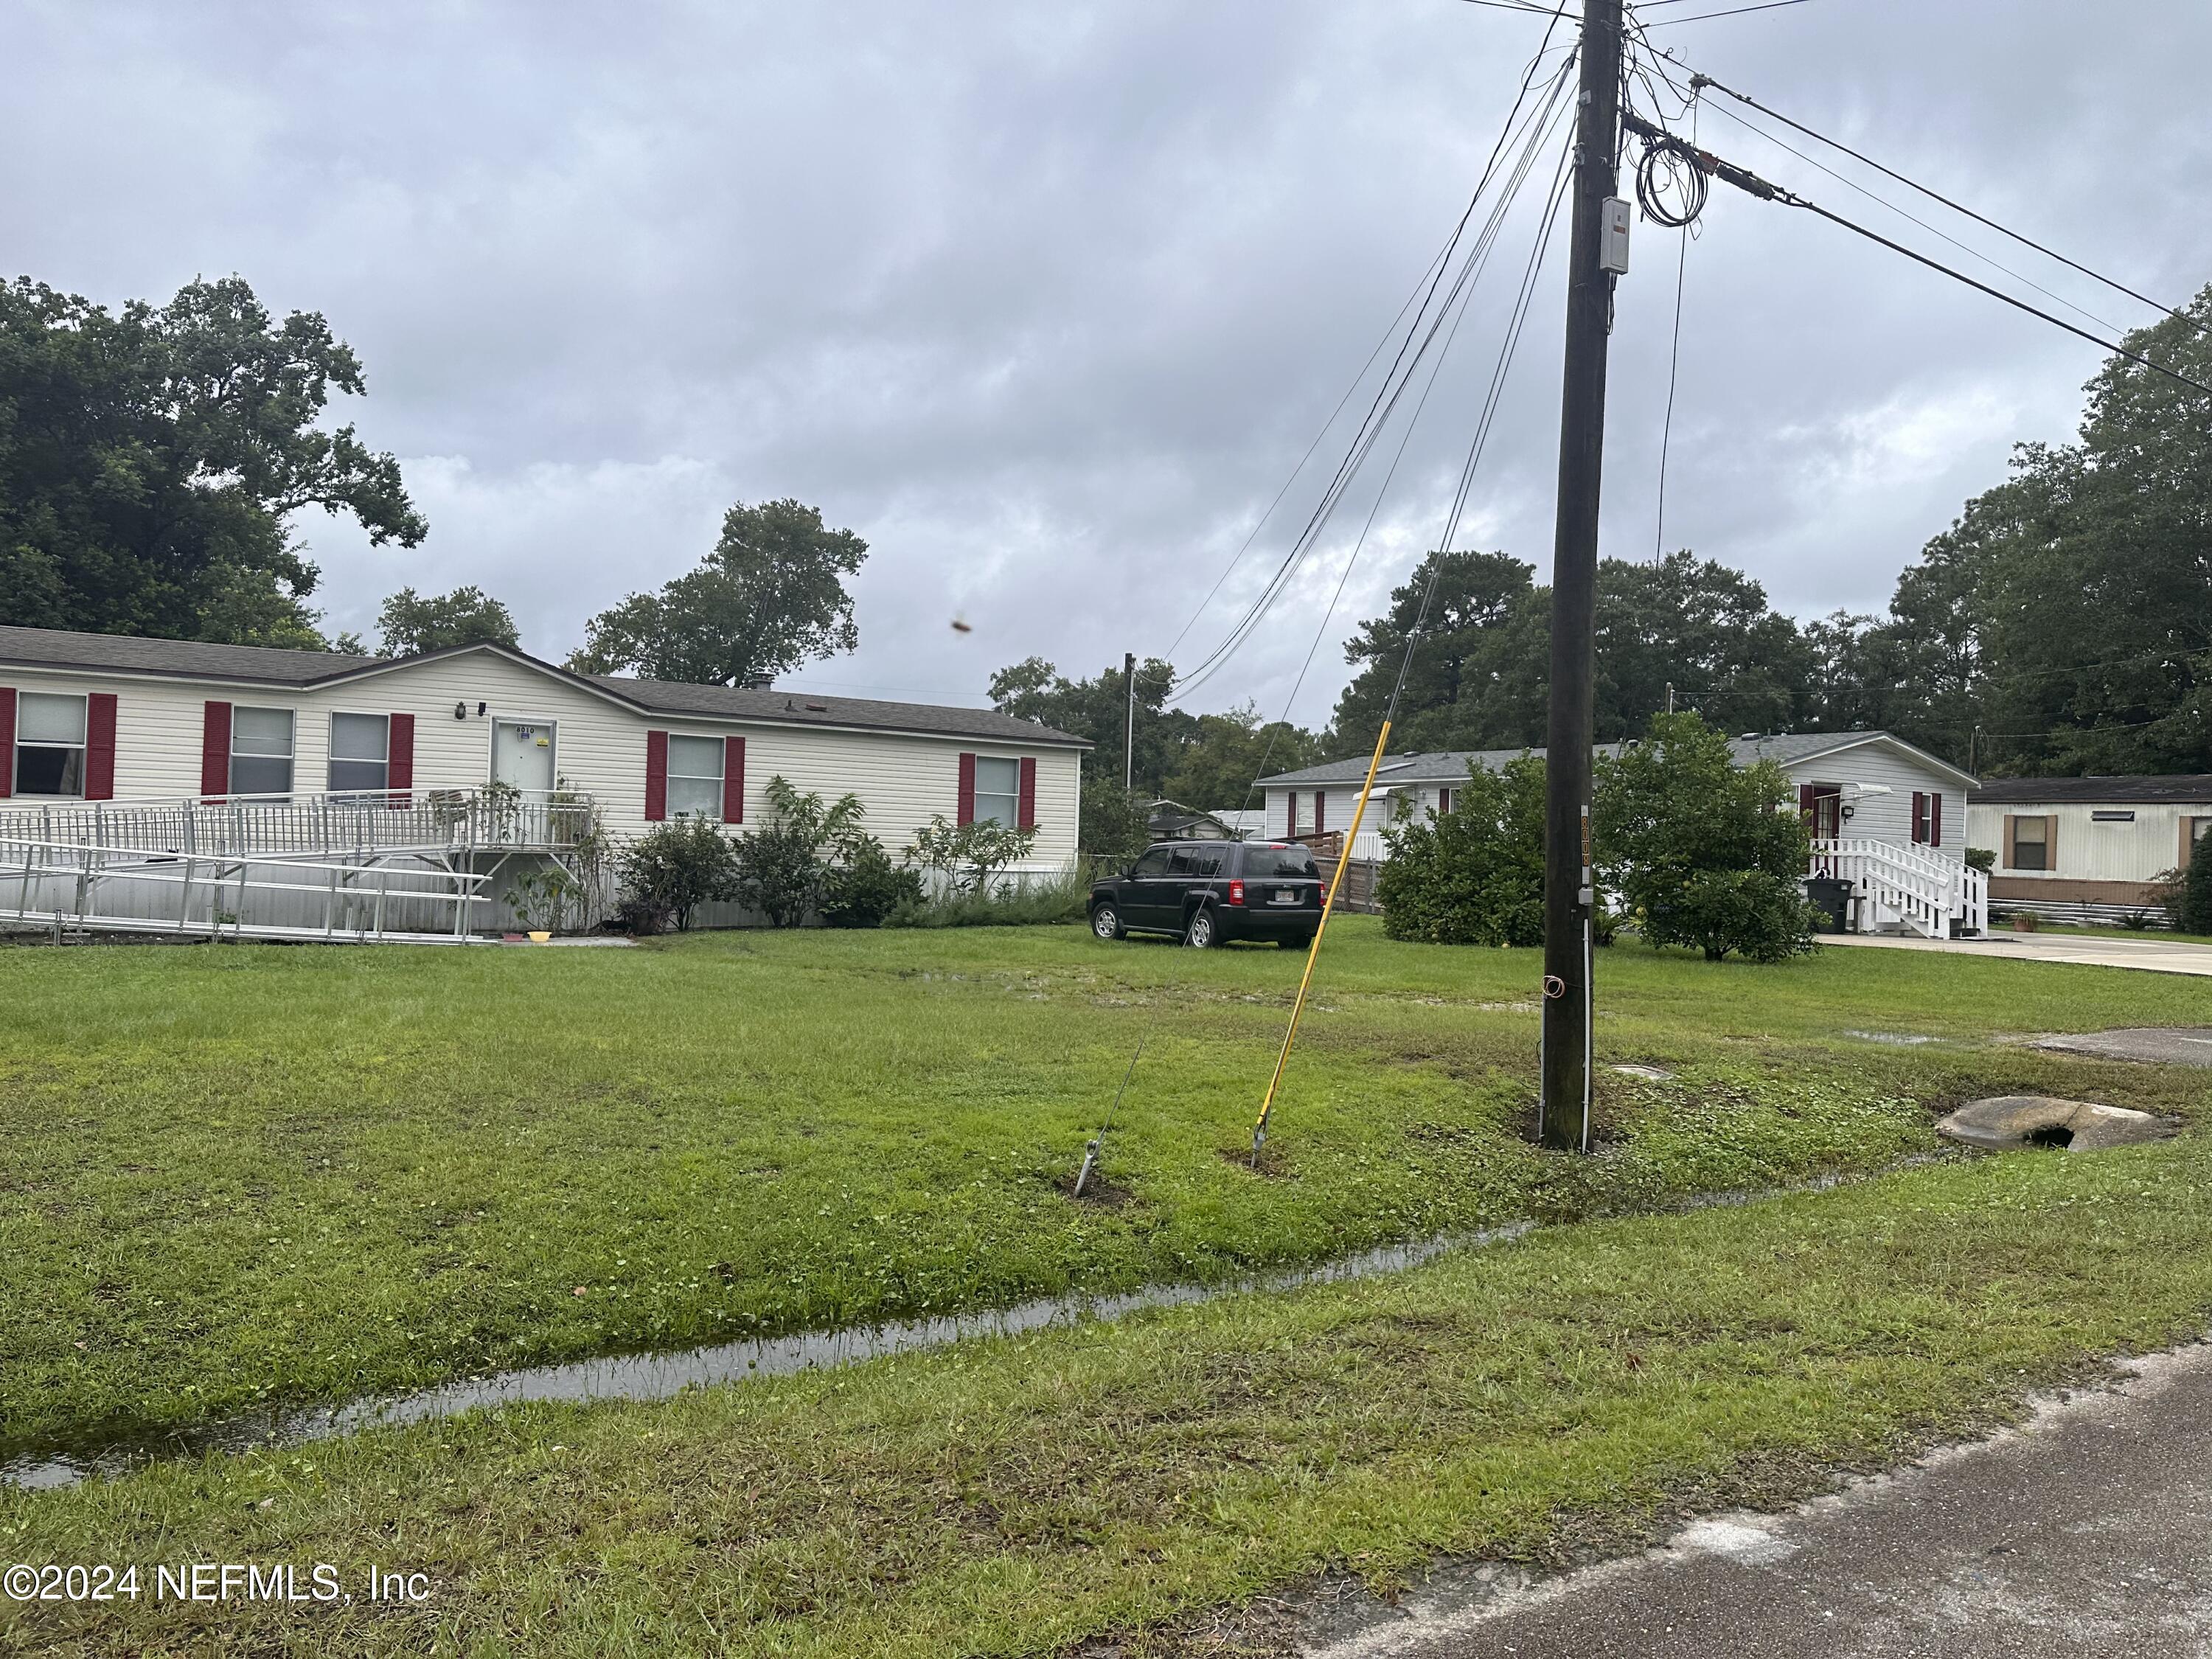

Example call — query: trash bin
[1806,875,1853,935]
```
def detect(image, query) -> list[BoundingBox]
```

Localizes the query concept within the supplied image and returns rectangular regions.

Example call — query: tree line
[5,271,2207,782]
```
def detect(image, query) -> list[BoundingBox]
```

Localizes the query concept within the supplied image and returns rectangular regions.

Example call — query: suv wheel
[1091,902,1126,941]
[1183,906,1219,949]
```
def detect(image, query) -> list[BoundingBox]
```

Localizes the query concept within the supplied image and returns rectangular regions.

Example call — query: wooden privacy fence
[1292,831,1382,914]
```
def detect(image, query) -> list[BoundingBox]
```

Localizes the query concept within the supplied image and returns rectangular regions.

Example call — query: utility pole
[1124,651,1137,791]
[1539,0,1625,1152]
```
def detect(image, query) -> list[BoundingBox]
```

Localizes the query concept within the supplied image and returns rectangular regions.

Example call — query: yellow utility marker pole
[1251,718,1394,1166]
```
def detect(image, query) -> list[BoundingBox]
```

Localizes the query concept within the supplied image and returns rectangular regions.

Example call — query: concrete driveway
[1298,1345,2212,1659]
[1824,931,2212,978]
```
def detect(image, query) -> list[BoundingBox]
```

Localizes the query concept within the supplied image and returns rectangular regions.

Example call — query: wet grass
[10,1141,2212,1656]
[4,920,2208,1463]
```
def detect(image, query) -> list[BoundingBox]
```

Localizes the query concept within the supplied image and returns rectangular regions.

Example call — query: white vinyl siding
[0,653,1082,872]
[1964,799,2212,885]
[13,692,87,796]
[230,706,294,797]
[665,735,724,820]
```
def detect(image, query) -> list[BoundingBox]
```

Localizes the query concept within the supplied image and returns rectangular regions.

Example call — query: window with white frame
[666,735,726,819]
[973,755,1020,827]
[230,706,295,797]
[13,692,87,796]
[328,712,390,795]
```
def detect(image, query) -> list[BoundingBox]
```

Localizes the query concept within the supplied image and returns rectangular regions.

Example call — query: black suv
[1089,839,1325,948]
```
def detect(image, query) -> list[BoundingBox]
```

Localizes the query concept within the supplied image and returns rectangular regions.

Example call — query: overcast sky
[9,1,2209,728]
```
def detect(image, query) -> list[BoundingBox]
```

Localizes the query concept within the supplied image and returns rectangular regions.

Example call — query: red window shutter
[1911,792,1927,844]
[723,736,745,824]
[1315,792,1326,835]
[201,701,232,798]
[644,730,669,821]
[1929,791,1943,847]
[84,692,117,800]
[1798,783,1816,827]
[1439,787,1451,815]
[1287,792,1298,837]
[956,752,976,825]
[388,712,415,802]
[1017,757,1037,830]
[0,687,14,799]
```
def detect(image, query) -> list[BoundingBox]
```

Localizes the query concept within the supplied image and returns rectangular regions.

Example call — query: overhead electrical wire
[1688,71,2196,327]
[1644,0,1815,27]
[1168,49,1581,703]
[1160,18,1573,665]
[1618,110,2212,397]
[1696,94,2140,341]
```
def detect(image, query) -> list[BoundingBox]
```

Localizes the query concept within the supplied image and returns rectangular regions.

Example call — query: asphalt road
[1298,1345,2212,1659]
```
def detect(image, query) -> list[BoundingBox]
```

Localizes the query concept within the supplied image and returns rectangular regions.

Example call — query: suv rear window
[1169,844,1226,876]
[1242,846,1319,880]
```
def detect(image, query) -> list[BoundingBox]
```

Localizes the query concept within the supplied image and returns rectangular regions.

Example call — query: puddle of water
[4,1225,1534,1492]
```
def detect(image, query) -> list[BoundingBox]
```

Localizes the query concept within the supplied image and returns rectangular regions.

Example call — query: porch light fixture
[454,702,468,720]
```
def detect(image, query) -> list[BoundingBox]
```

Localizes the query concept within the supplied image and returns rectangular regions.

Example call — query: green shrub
[1595,712,1818,963]
[905,815,1040,894]
[2182,851,2212,934]
[885,870,1088,929]
[618,818,741,933]
[735,776,890,928]
[821,842,924,928]
[1964,846,1996,875]
[1079,775,1151,860]
[1377,754,1548,946]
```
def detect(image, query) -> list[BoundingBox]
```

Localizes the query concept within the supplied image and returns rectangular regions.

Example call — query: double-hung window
[973,756,1020,828]
[666,736,726,819]
[328,713,390,796]
[2009,814,2050,872]
[14,692,87,796]
[230,707,295,797]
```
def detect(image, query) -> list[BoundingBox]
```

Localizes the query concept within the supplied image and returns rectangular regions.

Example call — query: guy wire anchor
[1074,1037,1144,1199]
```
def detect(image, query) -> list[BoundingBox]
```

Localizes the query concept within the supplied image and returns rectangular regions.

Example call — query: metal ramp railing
[0,787,600,863]
[0,838,490,945]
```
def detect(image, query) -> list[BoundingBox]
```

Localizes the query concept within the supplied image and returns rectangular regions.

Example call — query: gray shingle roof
[0,625,1087,748]
[0,624,380,685]
[1258,731,1961,787]
[578,674,1088,747]
[1972,774,2212,805]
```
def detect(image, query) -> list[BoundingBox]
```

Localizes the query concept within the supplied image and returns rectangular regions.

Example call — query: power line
[1651,218,1691,562]
[1169,51,1582,701]
[1644,0,1814,27]
[1161,18,1571,666]
[1696,95,2140,341]
[1688,71,2192,326]
[1618,111,2212,398]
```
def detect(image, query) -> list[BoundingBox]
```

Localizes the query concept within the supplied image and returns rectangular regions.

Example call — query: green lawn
[10,1140,2212,1657]
[4,920,2209,1460]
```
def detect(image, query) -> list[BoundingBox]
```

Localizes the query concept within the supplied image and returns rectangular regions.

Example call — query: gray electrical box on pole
[1539,0,1625,1152]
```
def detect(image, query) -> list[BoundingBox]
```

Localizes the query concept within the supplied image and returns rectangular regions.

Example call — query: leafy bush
[609,892,676,936]
[1079,775,1152,860]
[734,776,886,928]
[905,815,1039,894]
[885,869,1088,929]
[821,841,924,928]
[618,817,740,933]
[2182,850,2212,934]
[1964,846,1996,875]
[1377,754,1548,946]
[1595,712,1818,963]
[2149,866,2188,930]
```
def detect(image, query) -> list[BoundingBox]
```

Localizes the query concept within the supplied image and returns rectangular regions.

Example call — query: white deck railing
[0,787,599,861]
[1810,837,1986,937]
[0,837,491,945]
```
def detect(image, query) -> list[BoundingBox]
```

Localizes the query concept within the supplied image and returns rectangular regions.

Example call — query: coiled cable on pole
[1634,136,1707,228]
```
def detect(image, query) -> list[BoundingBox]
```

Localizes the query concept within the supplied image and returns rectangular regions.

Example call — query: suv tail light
[1227,879,1245,906]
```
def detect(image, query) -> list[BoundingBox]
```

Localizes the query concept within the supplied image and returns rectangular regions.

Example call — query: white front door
[491,720,556,792]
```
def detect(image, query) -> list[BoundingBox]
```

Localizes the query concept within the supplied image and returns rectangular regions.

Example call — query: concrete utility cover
[1938,1095,2176,1153]
[2034,1027,2212,1067]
